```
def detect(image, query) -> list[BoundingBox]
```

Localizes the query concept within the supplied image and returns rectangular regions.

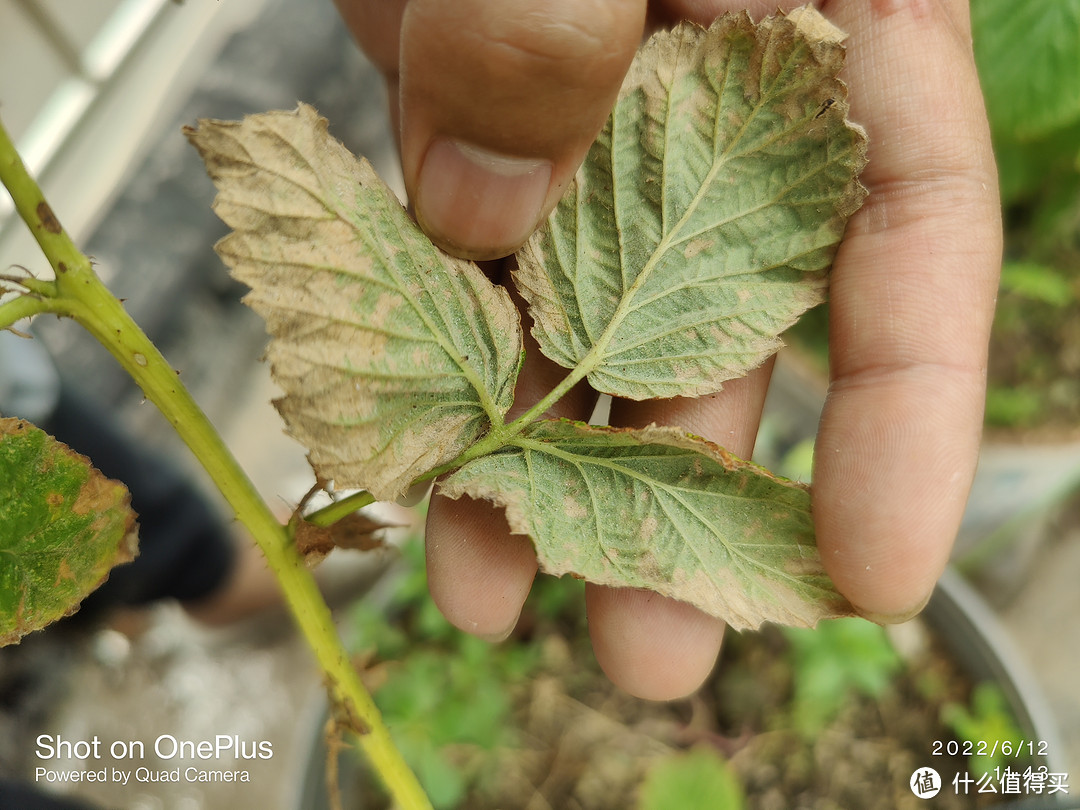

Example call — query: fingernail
[855,590,933,625]
[478,625,515,643]
[476,610,521,642]
[415,137,552,260]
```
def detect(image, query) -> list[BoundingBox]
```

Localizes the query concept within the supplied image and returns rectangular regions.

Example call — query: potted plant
[4,6,1066,809]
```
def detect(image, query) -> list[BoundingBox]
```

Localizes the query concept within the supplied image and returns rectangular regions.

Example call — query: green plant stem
[0,118,432,810]
[508,365,592,433]
[306,489,376,528]
[0,286,55,330]
[419,364,592,483]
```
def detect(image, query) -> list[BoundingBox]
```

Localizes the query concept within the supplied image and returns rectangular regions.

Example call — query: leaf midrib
[343,185,505,424]
[576,38,794,385]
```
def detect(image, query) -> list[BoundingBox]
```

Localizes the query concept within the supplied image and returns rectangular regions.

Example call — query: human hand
[334,0,1002,699]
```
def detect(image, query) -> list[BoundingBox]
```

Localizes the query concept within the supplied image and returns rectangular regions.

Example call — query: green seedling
[783,618,902,737]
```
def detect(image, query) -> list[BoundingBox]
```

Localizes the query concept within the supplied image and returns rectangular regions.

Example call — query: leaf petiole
[393,350,601,492]
[305,489,377,528]
[505,363,594,433]
[0,289,55,332]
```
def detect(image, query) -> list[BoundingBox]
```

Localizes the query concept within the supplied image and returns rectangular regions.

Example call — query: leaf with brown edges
[187,105,523,499]
[1,419,138,645]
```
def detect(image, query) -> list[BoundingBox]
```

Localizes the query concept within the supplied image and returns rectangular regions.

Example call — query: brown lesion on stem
[35,201,62,234]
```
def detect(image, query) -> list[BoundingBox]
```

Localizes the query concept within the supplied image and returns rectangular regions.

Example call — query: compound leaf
[515,9,866,400]
[187,105,522,499]
[440,420,852,630]
[0,418,138,645]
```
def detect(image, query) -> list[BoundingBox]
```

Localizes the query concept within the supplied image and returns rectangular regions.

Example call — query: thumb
[399,0,646,260]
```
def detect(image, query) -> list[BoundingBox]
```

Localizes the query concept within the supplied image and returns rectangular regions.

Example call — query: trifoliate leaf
[186,105,522,499]
[440,420,852,630]
[0,418,138,645]
[515,9,866,400]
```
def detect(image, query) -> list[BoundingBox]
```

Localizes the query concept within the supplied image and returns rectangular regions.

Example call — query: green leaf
[0,418,138,645]
[395,734,465,810]
[186,104,522,499]
[638,747,745,810]
[973,0,1080,139]
[440,420,852,630]
[984,385,1044,430]
[514,9,866,400]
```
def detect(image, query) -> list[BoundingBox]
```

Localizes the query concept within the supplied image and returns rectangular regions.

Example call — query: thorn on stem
[3,264,37,278]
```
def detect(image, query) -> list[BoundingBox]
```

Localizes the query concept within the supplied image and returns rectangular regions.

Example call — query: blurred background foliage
[972,0,1080,431]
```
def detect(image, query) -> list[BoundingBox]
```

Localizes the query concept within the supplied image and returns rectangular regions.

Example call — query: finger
[650,0,822,25]
[608,359,774,455]
[426,271,597,639]
[586,585,726,700]
[398,0,647,260]
[425,494,539,640]
[810,1,1000,621]
[333,0,407,79]
[590,362,773,699]
[335,0,816,146]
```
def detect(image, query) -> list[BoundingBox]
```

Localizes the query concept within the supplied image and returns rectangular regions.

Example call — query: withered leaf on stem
[294,512,392,565]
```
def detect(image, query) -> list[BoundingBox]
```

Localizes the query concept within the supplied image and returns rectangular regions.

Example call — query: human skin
[333,0,1002,700]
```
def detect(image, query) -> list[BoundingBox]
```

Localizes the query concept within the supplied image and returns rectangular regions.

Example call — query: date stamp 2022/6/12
[909,739,1070,800]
